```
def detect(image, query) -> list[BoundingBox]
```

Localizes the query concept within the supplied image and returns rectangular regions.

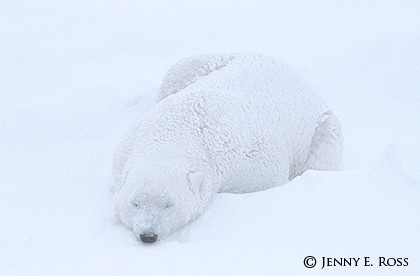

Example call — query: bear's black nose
[139,233,158,243]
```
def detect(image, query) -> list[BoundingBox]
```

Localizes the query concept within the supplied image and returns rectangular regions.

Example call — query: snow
[1,0,419,275]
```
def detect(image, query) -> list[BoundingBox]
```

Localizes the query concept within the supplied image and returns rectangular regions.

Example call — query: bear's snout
[139,232,158,243]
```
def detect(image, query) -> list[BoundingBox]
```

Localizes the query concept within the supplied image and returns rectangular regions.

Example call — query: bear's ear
[187,171,216,208]
[187,171,204,197]
[114,169,129,192]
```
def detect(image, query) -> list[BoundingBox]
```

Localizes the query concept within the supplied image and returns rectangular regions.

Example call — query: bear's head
[114,163,216,243]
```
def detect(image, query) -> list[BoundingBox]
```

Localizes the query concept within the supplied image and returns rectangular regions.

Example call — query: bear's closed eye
[164,203,173,209]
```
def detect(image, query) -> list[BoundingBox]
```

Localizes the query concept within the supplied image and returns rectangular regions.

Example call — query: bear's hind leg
[290,111,343,180]
[305,111,343,172]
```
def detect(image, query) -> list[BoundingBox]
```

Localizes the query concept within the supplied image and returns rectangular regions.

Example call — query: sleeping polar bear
[113,54,343,243]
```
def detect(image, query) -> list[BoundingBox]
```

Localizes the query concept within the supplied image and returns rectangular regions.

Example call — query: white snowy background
[1,0,419,275]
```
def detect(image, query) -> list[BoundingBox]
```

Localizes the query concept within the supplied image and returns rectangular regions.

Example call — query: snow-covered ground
[1,1,419,275]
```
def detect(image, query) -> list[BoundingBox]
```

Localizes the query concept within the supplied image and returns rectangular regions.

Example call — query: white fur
[113,54,343,241]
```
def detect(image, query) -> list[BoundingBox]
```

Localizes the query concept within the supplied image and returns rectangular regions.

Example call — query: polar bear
[113,54,343,243]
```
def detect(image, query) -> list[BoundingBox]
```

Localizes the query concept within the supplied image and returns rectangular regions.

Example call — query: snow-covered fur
[113,54,343,242]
